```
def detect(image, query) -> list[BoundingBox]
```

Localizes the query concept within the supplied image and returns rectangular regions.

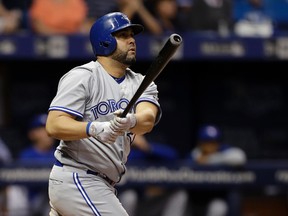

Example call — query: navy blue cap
[28,114,47,130]
[197,124,221,142]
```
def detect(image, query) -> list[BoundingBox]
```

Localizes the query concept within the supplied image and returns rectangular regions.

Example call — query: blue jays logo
[91,98,129,119]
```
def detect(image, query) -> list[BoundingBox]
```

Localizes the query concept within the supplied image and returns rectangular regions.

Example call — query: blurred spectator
[7,113,57,216]
[0,0,22,34]
[82,0,117,32]
[118,134,188,216]
[151,0,186,34]
[116,0,163,35]
[186,0,233,35]
[233,0,274,37]
[29,0,88,35]
[115,0,185,35]
[185,124,247,216]
[1,0,33,31]
[176,0,194,31]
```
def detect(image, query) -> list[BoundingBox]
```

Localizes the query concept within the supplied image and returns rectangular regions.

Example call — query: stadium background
[1,0,288,215]
[1,35,288,159]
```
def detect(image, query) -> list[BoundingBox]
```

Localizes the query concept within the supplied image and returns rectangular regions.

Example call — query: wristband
[86,122,92,136]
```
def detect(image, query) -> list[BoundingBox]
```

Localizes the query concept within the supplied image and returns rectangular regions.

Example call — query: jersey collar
[110,75,125,84]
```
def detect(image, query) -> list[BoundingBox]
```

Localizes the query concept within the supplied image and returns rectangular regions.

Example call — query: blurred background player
[0,136,13,215]
[190,124,247,166]
[7,113,57,216]
[19,113,56,162]
[0,130,28,216]
[185,124,247,216]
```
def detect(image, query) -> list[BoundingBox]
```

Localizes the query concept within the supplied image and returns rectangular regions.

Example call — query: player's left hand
[111,109,137,132]
[87,121,121,144]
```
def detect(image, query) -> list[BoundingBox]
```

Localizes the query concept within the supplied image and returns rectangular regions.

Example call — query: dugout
[0,58,288,160]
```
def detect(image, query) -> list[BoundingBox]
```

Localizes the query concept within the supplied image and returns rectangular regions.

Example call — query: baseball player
[46,12,162,216]
[186,124,247,216]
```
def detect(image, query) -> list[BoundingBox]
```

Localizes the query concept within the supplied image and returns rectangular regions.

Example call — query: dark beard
[111,50,136,65]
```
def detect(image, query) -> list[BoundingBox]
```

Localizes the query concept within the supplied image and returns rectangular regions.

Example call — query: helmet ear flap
[98,37,117,56]
[100,41,110,48]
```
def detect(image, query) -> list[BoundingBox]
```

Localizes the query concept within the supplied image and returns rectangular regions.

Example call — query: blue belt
[54,160,116,186]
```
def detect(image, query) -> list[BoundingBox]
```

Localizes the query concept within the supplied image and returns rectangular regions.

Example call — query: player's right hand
[111,109,137,132]
[87,121,121,144]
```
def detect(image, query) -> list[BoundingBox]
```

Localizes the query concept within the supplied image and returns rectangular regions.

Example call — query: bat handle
[120,109,129,118]
[120,103,134,117]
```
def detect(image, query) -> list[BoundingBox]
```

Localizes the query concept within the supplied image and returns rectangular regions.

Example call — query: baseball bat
[121,33,183,117]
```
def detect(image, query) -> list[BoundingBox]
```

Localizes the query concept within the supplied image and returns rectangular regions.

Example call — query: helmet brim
[112,23,144,35]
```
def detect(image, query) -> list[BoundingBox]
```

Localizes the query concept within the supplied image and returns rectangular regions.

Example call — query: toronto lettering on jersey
[91,98,130,119]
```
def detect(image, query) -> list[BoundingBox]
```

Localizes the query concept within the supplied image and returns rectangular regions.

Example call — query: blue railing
[1,32,288,61]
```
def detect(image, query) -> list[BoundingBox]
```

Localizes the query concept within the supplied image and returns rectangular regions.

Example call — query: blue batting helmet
[197,124,222,142]
[90,12,144,56]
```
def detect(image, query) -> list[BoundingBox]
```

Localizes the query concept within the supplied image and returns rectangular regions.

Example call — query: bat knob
[170,34,183,46]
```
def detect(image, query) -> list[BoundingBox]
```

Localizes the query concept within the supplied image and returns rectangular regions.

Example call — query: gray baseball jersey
[48,60,161,183]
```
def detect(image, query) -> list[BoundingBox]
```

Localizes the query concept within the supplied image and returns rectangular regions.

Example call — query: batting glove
[86,121,121,144]
[111,109,137,132]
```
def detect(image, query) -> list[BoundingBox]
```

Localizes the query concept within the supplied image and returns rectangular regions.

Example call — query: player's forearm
[46,113,88,141]
[131,102,159,134]
[131,111,156,135]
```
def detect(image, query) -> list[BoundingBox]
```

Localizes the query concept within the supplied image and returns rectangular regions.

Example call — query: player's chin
[125,56,136,65]
[126,53,136,61]
[126,56,136,65]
